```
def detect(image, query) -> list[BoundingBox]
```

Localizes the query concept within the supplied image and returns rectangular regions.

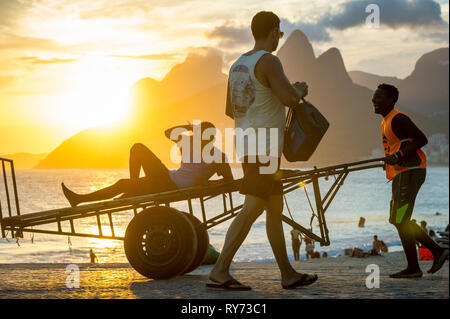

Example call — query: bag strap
[285,106,294,134]
[284,98,306,134]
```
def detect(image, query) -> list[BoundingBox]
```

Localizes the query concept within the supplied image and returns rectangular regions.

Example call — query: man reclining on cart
[61,121,233,207]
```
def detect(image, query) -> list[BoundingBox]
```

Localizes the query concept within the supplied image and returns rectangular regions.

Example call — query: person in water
[373,83,448,278]
[62,121,233,206]
[89,249,98,263]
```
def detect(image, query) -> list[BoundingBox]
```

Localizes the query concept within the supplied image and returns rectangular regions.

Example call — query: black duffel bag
[283,99,329,162]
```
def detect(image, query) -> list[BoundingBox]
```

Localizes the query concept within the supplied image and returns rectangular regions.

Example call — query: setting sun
[50,56,137,132]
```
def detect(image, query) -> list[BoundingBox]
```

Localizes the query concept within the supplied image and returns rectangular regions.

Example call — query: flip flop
[206,278,252,291]
[427,249,449,274]
[282,274,318,289]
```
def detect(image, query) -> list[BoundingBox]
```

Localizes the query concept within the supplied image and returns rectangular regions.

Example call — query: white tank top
[229,50,286,161]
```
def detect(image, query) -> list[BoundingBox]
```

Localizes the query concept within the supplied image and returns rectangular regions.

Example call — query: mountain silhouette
[348,71,402,90]
[35,32,448,168]
[129,51,227,128]
[276,31,381,164]
[349,47,449,136]
[35,52,229,169]
[0,152,48,169]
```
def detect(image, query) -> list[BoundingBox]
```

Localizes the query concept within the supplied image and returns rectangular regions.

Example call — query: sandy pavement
[0,251,447,299]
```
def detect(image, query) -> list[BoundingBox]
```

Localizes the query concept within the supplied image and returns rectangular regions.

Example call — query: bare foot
[61,183,81,207]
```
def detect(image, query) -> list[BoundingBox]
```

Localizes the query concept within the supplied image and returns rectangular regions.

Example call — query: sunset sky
[0,0,448,154]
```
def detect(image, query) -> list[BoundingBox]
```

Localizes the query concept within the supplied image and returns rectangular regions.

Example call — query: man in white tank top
[207,11,317,291]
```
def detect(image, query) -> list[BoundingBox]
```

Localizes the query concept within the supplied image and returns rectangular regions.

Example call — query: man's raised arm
[262,54,308,108]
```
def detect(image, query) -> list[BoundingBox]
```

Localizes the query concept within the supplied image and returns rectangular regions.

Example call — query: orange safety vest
[381,109,426,181]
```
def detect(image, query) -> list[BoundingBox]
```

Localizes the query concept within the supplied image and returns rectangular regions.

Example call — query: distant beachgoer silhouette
[304,235,315,260]
[61,122,233,206]
[369,235,383,255]
[420,220,428,232]
[312,251,320,259]
[90,249,98,263]
[429,229,437,241]
[290,228,302,261]
[358,217,366,227]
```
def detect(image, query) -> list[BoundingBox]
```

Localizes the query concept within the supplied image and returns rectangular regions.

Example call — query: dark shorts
[129,174,178,197]
[126,148,178,197]
[239,156,283,200]
[389,168,426,226]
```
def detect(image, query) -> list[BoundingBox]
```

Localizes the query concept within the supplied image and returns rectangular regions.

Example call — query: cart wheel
[182,214,209,274]
[124,206,198,279]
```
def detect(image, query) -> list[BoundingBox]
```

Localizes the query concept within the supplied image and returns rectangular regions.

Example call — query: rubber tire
[124,206,198,279]
[182,213,210,274]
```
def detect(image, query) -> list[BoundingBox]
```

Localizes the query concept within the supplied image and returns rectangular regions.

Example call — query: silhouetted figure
[304,236,315,260]
[420,220,428,232]
[62,122,233,206]
[350,247,370,258]
[372,83,448,278]
[358,217,366,228]
[208,11,317,291]
[369,235,383,255]
[90,249,98,263]
[290,228,302,261]
[429,229,437,241]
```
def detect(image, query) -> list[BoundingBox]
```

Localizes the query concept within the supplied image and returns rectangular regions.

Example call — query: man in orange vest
[373,83,448,278]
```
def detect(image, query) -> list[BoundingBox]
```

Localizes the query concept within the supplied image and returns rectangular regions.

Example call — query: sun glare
[53,56,139,132]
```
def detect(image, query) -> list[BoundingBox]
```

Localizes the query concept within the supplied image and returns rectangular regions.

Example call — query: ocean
[0,167,448,264]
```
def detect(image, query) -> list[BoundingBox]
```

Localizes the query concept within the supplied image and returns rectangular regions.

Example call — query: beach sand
[0,251,447,299]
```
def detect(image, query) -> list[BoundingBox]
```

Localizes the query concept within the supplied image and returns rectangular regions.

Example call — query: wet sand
[0,251,447,299]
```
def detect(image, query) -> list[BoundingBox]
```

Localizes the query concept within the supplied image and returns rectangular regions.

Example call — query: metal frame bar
[1,160,12,217]
[0,158,21,220]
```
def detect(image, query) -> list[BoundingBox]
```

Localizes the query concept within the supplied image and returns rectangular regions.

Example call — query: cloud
[321,0,448,30]
[78,0,188,19]
[185,46,224,60]
[415,30,450,42]
[0,33,64,51]
[17,57,78,64]
[0,0,31,28]
[206,0,448,45]
[111,53,181,60]
[205,23,253,48]
[204,19,332,46]
[280,18,332,42]
[0,76,16,91]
